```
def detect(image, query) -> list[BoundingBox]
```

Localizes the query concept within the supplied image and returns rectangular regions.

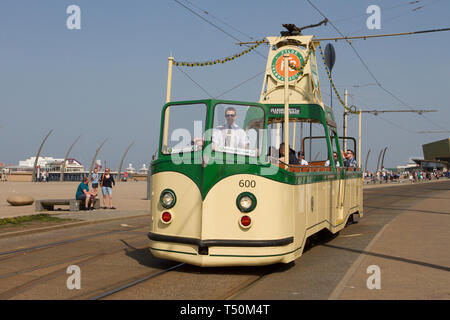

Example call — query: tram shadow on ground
[304,227,340,253]
[119,238,296,275]
[364,205,450,216]
[117,227,346,276]
[119,239,178,270]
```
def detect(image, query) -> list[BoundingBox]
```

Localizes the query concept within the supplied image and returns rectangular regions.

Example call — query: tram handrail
[277,162,361,173]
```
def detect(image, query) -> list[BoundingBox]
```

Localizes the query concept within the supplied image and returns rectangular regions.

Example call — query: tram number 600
[239,180,256,188]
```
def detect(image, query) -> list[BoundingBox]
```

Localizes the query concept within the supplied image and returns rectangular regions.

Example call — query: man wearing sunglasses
[345,150,357,168]
[212,107,249,150]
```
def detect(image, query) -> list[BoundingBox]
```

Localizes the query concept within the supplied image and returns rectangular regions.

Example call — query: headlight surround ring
[236,192,257,213]
[160,189,176,209]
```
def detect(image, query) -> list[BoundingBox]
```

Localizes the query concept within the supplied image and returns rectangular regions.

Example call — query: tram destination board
[269,107,301,115]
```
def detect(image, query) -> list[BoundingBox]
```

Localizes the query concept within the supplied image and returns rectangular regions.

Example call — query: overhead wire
[375,114,424,135]
[332,0,423,24]
[215,69,267,98]
[172,0,269,99]
[305,0,449,132]
[347,0,445,36]
[175,65,214,98]
[181,0,255,40]
[173,0,241,43]
[173,0,267,60]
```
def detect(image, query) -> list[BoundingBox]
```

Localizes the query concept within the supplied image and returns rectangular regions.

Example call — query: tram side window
[212,104,265,157]
[302,122,330,166]
[330,130,341,167]
[162,103,206,154]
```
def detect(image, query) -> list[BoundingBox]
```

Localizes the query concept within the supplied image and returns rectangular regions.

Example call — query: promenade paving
[0,181,150,220]
[337,184,450,299]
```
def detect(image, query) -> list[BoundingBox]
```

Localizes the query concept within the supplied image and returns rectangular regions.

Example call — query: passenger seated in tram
[279,143,299,165]
[344,149,357,168]
[267,146,279,164]
[333,151,340,167]
[297,151,308,165]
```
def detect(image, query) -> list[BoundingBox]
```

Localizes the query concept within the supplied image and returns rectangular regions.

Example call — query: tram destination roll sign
[271,47,305,82]
[269,107,301,115]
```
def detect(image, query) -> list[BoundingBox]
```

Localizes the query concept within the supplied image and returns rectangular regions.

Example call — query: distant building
[139,164,149,175]
[420,138,449,172]
[397,139,450,172]
[126,163,136,174]
[422,138,450,163]
[15,156,84,172]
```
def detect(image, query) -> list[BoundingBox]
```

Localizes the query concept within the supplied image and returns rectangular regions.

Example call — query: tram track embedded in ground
[0,237,152,300]
[0,225,147,262]
[88,263,185,300]
[0,233,147,281]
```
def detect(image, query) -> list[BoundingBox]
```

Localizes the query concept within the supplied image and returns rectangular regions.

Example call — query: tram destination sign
[269,107,301,115]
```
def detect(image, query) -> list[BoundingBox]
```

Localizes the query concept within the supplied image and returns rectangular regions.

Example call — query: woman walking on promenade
[100,168,116,209]
[91,167,100,197]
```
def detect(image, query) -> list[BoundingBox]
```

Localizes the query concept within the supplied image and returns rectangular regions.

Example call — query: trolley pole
[358,109,362,170]
[283,54,290,169]
[343,89,348,152]
[162,56,174,153]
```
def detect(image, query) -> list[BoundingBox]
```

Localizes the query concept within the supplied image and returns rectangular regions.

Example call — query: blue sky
[0,0,449,171]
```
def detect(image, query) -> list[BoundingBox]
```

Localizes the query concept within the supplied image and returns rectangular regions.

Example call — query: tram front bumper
[148,232,293,248]
[148,232,296,267]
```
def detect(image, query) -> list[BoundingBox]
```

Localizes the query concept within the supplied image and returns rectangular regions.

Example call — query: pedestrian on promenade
[76,177,96,210]
[91,167,100,197]
[100,168,116,209]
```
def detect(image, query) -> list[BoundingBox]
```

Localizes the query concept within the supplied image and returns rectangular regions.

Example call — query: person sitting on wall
[75,177,96,210]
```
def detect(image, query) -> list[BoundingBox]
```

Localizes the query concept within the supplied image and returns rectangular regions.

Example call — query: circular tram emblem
[271,48,305,82]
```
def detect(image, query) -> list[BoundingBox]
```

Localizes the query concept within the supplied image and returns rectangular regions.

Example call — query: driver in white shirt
[212,107,249,150]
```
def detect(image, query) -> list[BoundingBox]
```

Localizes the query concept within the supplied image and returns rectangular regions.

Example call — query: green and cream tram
[148,34,363,267]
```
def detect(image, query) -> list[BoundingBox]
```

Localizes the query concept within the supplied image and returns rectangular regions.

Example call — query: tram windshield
[212,104,265,157]
[162,103,206,154]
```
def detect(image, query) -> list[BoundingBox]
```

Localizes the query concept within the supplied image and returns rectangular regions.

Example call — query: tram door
[301,125,334,226]
[331,136,358,222]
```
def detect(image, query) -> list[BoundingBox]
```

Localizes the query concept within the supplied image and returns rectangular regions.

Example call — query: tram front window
[162,103,206,154]
[212,104,264,157]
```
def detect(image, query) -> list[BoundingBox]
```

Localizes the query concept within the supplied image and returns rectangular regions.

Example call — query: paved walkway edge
[0,213,151,240]
[327,218,395,300]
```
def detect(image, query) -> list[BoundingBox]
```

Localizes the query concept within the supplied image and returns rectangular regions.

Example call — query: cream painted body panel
[150,171,363,267]
[150,171,202,240]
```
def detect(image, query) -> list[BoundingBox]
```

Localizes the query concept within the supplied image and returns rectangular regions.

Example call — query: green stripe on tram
[152,160,361,199]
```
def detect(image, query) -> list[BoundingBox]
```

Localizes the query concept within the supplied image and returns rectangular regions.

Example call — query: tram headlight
[236,192,257,213]
[160,189,176,209]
